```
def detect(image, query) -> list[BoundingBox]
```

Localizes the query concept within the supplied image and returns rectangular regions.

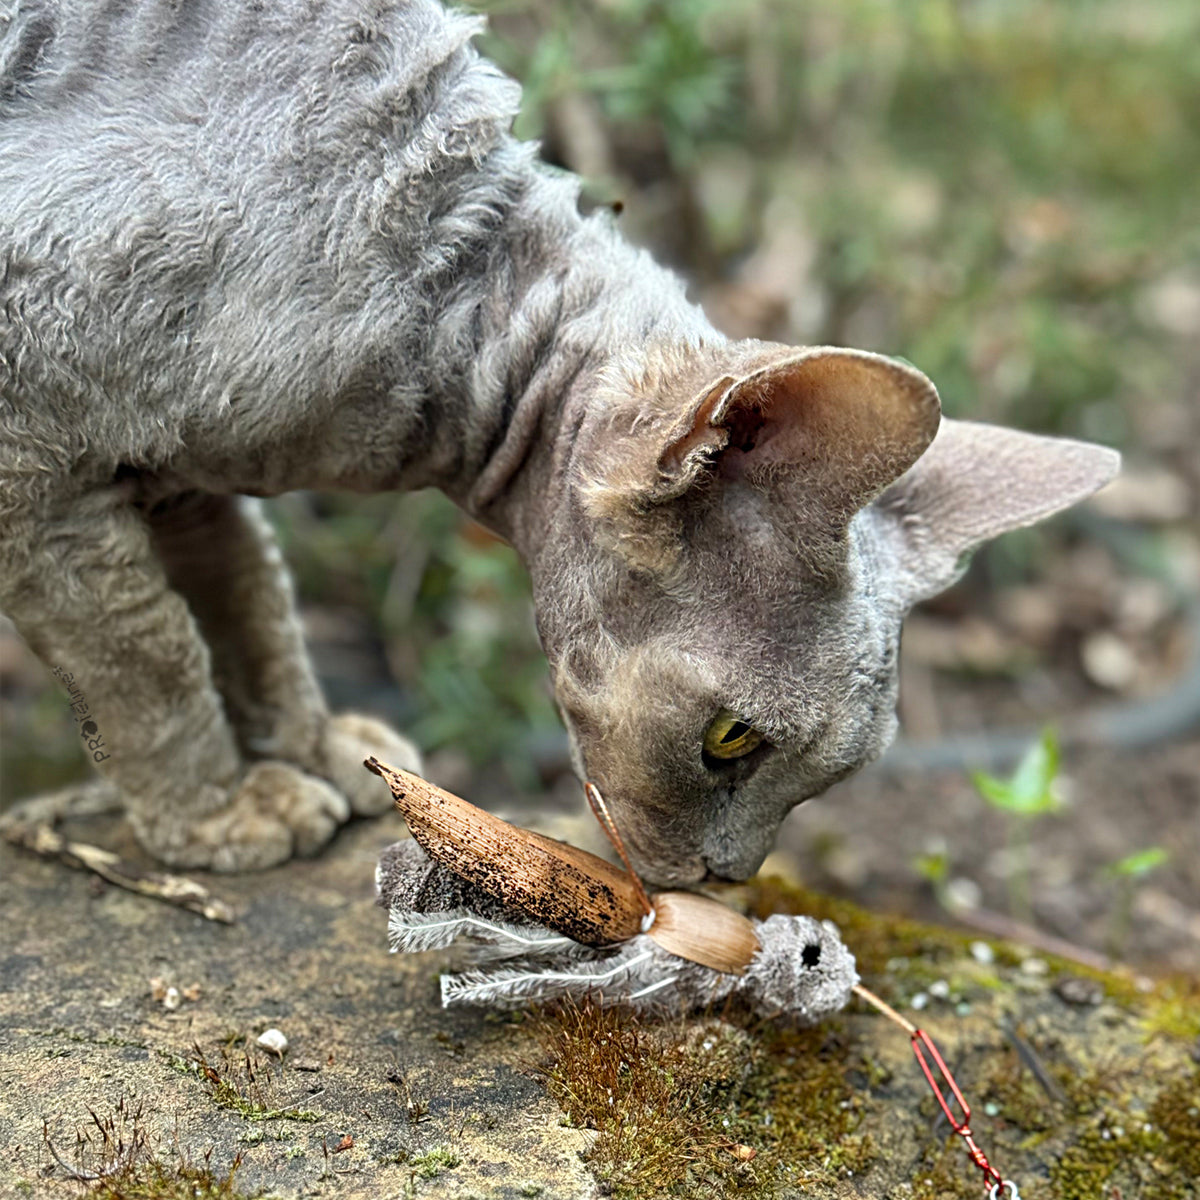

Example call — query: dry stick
[950,904,1112,973]
[41,1119,105,1184]
[3,822,236,923]
[999,1020,1068,1105]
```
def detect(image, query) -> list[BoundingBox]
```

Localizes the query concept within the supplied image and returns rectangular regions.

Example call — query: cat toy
[368,757,1019,1198]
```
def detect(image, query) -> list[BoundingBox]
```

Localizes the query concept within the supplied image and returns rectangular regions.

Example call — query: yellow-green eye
[703,708,765,760]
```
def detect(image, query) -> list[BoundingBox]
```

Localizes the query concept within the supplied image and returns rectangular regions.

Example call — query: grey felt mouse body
[377,839,858,1019]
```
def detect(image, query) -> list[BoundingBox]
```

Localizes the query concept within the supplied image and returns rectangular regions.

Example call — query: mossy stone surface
[2,814,1196,1199]
[0,815,596,1200]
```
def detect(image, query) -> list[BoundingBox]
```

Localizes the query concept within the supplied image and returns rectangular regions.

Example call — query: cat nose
[701,865,740,884]
[700,843,771,883]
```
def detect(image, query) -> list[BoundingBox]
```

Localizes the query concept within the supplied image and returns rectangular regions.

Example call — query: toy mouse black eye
[801,942,821,967]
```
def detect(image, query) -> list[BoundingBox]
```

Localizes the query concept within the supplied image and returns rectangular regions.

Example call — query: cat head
[528,340,1119,886]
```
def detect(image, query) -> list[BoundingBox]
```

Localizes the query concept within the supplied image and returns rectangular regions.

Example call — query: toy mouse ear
[658,347,942,525]
[878,418,1122,606]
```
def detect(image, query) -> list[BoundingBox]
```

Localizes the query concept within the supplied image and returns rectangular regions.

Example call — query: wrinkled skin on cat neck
[523,341,1119,885]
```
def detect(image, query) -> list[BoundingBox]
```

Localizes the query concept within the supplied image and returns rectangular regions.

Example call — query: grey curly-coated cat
[0,0,1118,879]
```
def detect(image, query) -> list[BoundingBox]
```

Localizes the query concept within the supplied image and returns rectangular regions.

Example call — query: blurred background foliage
[4,0,1198,813]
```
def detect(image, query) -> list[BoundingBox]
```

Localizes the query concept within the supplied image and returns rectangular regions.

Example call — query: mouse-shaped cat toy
[368,757,857,1019]
[370,756,1021,1196]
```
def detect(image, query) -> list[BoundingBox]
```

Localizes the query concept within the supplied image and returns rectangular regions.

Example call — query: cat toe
[318,712,424,816]
[140,764,350,872]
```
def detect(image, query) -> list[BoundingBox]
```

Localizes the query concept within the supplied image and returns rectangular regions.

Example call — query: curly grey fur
[1,0,1118,877]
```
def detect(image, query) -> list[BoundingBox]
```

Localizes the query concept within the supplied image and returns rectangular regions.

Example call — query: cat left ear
[877,418,1121,606]
[657,347,942,524]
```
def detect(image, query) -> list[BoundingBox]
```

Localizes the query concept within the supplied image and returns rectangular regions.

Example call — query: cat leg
[0,488,348,869]
[149,493,422,816]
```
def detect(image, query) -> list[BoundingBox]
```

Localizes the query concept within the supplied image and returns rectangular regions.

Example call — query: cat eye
[703,708,765,760]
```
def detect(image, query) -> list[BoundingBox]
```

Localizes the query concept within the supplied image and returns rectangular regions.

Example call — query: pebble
[945,877,982,911]
[1020,957,1049,977]
[257,1028,289,1056]
[969,941,995,965]
[928,980,950,1000]
[911,992,929,1011]
[1054,975,1104,1007]
[162,987,181,1012]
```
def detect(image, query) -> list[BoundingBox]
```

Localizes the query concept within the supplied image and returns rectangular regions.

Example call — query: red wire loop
[911,1028,1005,1191]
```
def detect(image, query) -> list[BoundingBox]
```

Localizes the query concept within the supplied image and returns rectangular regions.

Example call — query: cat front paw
[317,712,424,816]
[138,763,351,872]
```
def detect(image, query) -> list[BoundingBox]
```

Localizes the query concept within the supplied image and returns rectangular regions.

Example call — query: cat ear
[877,418,1121,605]
[656,347,942,524]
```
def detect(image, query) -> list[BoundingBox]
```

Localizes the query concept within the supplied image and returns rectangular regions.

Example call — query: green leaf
[971,727,1062,816]
[970,769,1014,809]
[1108,846,1169,878]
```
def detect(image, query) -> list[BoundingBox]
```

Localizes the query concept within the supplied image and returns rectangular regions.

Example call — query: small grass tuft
[189,1043,321,1123]
[40,1098,259,1200]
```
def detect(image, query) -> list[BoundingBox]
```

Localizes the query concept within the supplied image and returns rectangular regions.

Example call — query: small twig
[4,822,235,923]
[948,904,1112,973]
[999,1020,1068,1105]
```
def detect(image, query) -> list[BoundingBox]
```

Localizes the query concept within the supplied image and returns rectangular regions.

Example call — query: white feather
[388,909,478,953]
[388,908,577,959]
[440,948,660,1007]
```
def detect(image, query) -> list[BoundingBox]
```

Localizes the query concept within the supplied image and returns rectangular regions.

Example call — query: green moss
[533,1001,759,1198]
[409,1146,461,1178]
[1048,1117,1158,1200]
[983,1047,1061,1133]
[38,1099,260,1200]
[79,1159,258,1200]
[734,1020,876,1185]
[527,877,1199,1200]
[1147,1070,1200,1194]
[189,1044,320,1123]
[532,998,872,1199]
[910,1135,974,1200]
[1143,979,1200,1041]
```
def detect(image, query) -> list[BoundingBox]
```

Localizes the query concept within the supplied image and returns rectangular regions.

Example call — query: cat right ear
[876,418,1121,606]
[655,347,942,528]
[577,345,944,572]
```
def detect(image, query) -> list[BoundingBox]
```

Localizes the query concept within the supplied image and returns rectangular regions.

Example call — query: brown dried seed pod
[365,757,645,946]
[648,891,760,975]
[365,757,764,974]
